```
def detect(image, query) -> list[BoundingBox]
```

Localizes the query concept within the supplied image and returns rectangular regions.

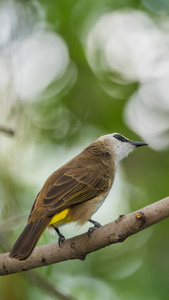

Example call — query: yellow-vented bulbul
[9,133,147,260]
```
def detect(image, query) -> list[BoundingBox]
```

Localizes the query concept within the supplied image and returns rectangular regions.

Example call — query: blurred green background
[0,0,169,299]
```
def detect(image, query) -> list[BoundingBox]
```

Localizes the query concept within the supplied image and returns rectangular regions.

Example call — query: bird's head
[102,133,148,166]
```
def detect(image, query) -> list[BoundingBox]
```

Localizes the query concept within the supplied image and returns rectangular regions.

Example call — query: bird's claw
[87,227,95,237]
[87,221,101,237]
[58,235,65,248]
[54,227,65,247]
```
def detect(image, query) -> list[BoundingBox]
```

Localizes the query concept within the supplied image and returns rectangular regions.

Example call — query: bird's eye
[114,134,127,143]
[114,134,121,140]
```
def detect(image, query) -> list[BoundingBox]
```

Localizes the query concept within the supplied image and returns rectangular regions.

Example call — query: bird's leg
[53,226,65,247]
[87,219,101,237]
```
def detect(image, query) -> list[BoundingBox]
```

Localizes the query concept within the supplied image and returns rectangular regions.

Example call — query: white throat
[113,139,134,166]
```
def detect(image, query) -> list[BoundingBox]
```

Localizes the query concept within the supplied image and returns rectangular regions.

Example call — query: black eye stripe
[114,134,130,143]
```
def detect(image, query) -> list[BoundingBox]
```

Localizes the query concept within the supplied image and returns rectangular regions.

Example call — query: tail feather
[9,218,49,260]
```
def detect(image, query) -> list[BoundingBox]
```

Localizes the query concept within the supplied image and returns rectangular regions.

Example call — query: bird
[9,133,147,260]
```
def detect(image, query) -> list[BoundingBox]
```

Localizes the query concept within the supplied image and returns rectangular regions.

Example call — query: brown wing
[43,164,110,217]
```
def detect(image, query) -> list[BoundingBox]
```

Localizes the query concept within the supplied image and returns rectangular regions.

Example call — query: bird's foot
[58,234,65,248]
[53,227,65,247]
[87,219,101,237]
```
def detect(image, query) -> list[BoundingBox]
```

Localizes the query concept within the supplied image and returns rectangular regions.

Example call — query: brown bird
[9,133,147,260]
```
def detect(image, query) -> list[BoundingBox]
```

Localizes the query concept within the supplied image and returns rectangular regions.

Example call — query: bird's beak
[132,141,148,148]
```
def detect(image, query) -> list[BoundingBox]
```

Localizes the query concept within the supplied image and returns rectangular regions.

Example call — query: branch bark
[1,196,169,276]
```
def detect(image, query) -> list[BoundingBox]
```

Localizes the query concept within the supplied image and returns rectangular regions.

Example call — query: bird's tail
[9,218,49,260]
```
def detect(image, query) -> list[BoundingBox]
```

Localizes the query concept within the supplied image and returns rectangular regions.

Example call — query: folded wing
[43,164,110,217]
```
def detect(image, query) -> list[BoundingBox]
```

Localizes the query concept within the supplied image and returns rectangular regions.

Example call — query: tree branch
[1,196,169,276]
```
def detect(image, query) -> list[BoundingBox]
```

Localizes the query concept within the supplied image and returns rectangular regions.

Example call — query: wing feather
[43,163,110,217]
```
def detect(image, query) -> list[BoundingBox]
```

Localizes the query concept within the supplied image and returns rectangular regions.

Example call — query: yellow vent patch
[49,208,70,226]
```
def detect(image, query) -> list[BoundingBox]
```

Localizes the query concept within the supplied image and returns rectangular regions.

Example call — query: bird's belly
[68,192,108,225]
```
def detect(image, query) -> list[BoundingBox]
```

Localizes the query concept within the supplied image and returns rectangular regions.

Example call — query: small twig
[0,124,15,136]
[0,196,169,276]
